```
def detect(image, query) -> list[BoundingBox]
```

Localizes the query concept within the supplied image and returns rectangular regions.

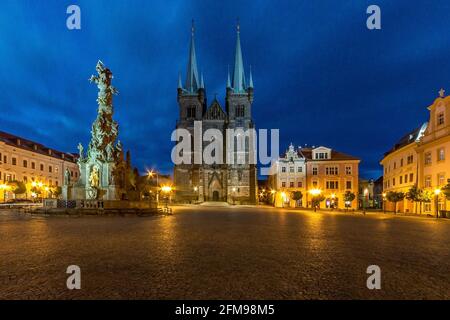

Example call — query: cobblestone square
[0,207,449,299]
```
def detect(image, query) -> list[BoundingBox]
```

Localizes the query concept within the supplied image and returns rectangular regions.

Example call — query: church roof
[0,131,78,163]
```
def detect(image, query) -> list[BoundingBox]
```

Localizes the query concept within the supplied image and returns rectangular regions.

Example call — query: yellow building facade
[0,131,79,201]
[381,90,450,214]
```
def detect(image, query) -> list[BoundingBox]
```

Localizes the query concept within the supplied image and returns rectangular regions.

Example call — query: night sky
[2,0,450,178]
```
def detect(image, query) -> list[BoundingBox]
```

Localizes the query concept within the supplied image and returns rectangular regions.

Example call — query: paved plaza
[0,206,449,299]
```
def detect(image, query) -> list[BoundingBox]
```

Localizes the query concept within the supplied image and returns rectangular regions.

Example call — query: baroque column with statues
[63,60,134,201]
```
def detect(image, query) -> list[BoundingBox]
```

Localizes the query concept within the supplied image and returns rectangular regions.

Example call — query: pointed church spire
[186,19,200,93]
[178,72,183,89]
[248,65,254,88]
[227,65,231,88]
[232,19,246,93]
[200,72,204,89]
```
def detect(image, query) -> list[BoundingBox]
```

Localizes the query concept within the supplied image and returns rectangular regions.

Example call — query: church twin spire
[179,20,253,94]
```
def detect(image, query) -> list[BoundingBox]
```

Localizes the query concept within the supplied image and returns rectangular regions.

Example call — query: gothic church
[174,22,257,204]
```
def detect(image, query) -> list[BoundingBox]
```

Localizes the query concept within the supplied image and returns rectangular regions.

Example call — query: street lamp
[0,183,10,203]
[382,192,387,214]
[148,170,159,204]
[434,188,441,218]
[161,185,172,208]
[363,188,369,215]
[309,188,322,212]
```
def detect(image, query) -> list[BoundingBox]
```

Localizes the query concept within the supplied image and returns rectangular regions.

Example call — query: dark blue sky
[2,0,450,178]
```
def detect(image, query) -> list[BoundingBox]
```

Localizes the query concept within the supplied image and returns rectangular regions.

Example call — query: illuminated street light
[309,188,322,196]
[434,188,441,219]
[161,186,172,193]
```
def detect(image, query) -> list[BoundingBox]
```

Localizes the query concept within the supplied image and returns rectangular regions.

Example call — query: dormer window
[437,112,445,126]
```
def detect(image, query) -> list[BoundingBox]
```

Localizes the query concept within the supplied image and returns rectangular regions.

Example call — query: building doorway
[212,190,220,201]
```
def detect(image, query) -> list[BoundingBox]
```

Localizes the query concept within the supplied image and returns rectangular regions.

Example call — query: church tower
[174,21,206,202]
[225,22,257,204]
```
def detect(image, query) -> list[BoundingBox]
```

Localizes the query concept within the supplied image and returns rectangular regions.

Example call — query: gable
[204,101,226,120]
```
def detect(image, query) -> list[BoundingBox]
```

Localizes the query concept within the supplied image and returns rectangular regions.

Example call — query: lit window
[438,148,445,161]
[438,174,445,186]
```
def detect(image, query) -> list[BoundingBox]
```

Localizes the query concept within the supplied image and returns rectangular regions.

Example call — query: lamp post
[363,188,369,215]
[193,186,198,203]
[309,188,322,212]
[232,187,236,205]
[382,192,387,214]
[148,170,159,205]
[434,188,441,219]
[161,185,172,209]
[0,183,10,203]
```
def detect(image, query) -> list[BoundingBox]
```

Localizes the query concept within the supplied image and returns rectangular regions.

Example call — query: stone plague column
[65,60,132,201]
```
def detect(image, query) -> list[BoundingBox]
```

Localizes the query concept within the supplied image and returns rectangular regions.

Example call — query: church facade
[174,23,257,204]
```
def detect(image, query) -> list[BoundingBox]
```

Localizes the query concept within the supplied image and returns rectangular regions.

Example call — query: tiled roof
[383,122,427,157]
[0,131,78,163]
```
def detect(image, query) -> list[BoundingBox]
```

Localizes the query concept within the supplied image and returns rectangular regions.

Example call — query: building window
[3,156,7,164]
[23,160,28,168]
[326,166,338,175]
[346,181,352,189]
[400,176,403,184]
[289,182,294,188]
[400,158,404,167]
[281,182,286,188]
[12,157,17,165]
[40,164,44,171]
[31,162,35,169]
[49,165,53,173]
[425,176,431,188]
[404,174,408,184]
[312,181,318,187]
[235,105,245,118]
[315,152,328,160]
[437,148,445,162]
[186,106,196,118]
[281,167,286,173]
[425,152,432,165]
[297,167,302,173]
[437,112,445,126]
[392,178,396,186]
[23,176,28,182]
[424,203,432,213]
[297,181,302,188]
[393,162,396,169]
[345,166,352,175]
[409,173,414,182]
[438,173,445,186]
[289,167,294,173]
[407,155,414,164]
[326,181,339,190]
[312,167,318,175]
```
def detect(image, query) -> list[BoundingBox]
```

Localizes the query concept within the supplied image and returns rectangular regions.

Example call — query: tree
[291,191,303,207]
[9,181,27,197]
[406,186,421,214]
[386,191,405,214]
[343,191,356,211]
[311,194,325,212]
[441,180,450,200]
[418,190,433,214]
